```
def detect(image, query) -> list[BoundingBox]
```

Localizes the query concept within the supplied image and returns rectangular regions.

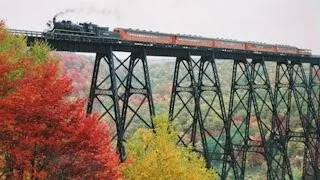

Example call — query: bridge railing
[8,29,43,38]
[8,29,121,44]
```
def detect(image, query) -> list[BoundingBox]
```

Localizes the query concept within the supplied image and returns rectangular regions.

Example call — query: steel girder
[87,47,155,161]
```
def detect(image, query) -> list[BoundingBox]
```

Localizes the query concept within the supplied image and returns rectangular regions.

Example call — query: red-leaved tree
[0,21,121,179]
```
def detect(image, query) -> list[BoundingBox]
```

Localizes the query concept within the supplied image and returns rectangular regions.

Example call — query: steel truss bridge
[10,29,320,179]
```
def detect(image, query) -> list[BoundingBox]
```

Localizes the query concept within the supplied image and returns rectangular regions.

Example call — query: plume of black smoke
[53,7,120,21]
[54,8,83,19]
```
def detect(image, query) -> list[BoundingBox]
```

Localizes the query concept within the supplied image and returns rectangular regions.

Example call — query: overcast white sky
[1,0,319,54]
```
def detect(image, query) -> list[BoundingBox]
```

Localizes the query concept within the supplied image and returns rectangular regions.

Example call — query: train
[47,18,312,56]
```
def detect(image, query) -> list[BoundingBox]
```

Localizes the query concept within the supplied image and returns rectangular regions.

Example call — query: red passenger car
[214,39,246,50]
[114,28,174,44]
[297,49,312,55]
[175,35,213,47]
[245,43,277,53]
[276,45,298,54]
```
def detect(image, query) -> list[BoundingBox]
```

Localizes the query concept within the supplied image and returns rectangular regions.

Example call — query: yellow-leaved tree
[122,116,218,180]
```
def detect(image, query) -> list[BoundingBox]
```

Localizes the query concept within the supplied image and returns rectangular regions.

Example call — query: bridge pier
[227,57,252,179]
[121,48,155,134]
[87,48,125,160]
[274,60,319,179]
[168,54,202,148]
[309,62,320,128]
[250,58,293,180]
[227,57,295,180]
[87,48,155,161]
[307,62,320,179]
[197,54,237,179]
[168,53,236,179]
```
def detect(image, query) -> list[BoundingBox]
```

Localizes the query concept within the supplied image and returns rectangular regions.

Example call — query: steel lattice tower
[274,59,319,179]
[87,48,155,161]
[227,57,293,179]
[169,52,237,179]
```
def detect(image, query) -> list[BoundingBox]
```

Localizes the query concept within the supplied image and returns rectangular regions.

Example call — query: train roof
[118,28,296,47]
[117,28,177,37]
[276,44,298,48]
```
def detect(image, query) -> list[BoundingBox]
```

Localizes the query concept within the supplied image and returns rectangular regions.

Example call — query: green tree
[28,41,52,64]
[122,116,218,180]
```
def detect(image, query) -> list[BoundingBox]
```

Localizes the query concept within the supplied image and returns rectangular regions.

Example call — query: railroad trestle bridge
[10,29,320,180]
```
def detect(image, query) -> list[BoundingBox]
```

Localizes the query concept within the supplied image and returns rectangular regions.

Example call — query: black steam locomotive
[47,17,120,38]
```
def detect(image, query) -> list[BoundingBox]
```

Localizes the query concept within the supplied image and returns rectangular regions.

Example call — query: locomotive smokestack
[53,17,56,24]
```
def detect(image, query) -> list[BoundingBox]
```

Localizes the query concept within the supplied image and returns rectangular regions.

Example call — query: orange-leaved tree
[0,21,121,179]
[121,116,218,180]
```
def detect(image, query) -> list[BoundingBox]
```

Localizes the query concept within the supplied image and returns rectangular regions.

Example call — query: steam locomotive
[46,18,312,55]
[48,17,120,38]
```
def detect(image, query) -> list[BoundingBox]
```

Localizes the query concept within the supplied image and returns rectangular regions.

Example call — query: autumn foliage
[0,21,121,179]
[122,116,218,180]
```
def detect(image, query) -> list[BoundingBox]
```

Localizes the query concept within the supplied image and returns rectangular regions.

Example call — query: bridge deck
[10,29,320,63]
